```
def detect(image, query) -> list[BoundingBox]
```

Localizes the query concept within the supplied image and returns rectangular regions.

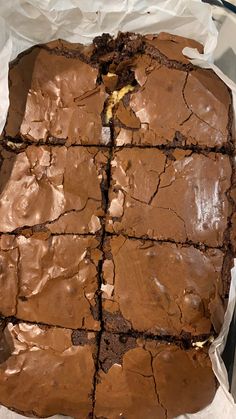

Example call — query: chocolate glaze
[102,236,225,336]
[0,146,108,234]
[5,43,106,145]
[0,234,102,330]
[0,322,97,418]
[95,333,216,418]
[106,148,232,246]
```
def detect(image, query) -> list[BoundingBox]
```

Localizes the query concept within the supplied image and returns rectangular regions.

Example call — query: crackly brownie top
[2,32,232,150]
[0,322,97,418]
[114,61,231,148]
[0,145,108,234]
[106,148,232,247]
[0,31,234,419]
[95,333,216,419]
[102,236,225,336]
[0,234,102,330]
[4,41,107,145]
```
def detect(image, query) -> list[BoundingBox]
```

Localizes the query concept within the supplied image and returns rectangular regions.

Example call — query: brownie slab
[106,148,231,246]
[94,333,216,419]
[102,236,225,336]
[0,145,108,234]
[0,234,102,330]
[4,42,108,145]
[0,322,97,418]
[113,54,231,149]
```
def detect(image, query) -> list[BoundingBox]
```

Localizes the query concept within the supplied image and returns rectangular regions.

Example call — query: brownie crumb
[99,332,136,373]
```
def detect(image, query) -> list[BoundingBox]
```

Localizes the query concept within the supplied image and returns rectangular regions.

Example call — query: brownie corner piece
[112,51,232,149]
[0,322,98,418]
[94,332,217,419]
[4,41,108,146]
[143,32,204,66]
[0,145,108,234]
[101,235,225,336]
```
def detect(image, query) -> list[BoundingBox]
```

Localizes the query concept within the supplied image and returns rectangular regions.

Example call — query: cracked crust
[94,333,217,419]
[0,145,108,234]
[105,147,232,247]
[143,32,203,68]
[113,53,232,150]
[4,42,107,146]
[0,234,102,330]
[101,236,225,336]
[0,322,97,418]
[0,31,234,418]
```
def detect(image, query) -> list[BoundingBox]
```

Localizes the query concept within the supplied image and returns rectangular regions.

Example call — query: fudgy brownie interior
[0,31,234,418]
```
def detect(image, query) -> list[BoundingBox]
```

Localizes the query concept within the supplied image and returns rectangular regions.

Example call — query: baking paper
[0,1,236,418]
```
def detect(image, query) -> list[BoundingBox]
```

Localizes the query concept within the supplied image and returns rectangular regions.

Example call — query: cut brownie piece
[94,333,217,418]
[0,145,108,233]
[0,234,102,330]
[0,322,97,418]
[4,41,108,145]
[106,148,232,246]
[113,55,232,149]
[102,236,225,336]
[144,32,204,67]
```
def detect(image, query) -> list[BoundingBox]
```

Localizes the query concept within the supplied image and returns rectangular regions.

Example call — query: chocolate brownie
[0,31,234,418]
[94,333,217,418]
[0,322,97,418]
[4,41,108,146]
[106,148,232,246]
[0,234,102,329]
[0,145,108,234]
[113,60,231,149]
[144,32,204,66]
[102,236,225,336]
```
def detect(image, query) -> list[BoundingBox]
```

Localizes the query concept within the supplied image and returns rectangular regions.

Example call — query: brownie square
[113,55,232,149]
[94,333,216,419]
[102,236,225,336]
[0,145,108,234]
[0,234,102,330]
[0,322,97,418]
[106,148,232,246]
[143,32,204,66]
[4,42,109,146]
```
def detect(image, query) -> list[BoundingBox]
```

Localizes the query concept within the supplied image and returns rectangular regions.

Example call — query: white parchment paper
[0,1,236,418]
